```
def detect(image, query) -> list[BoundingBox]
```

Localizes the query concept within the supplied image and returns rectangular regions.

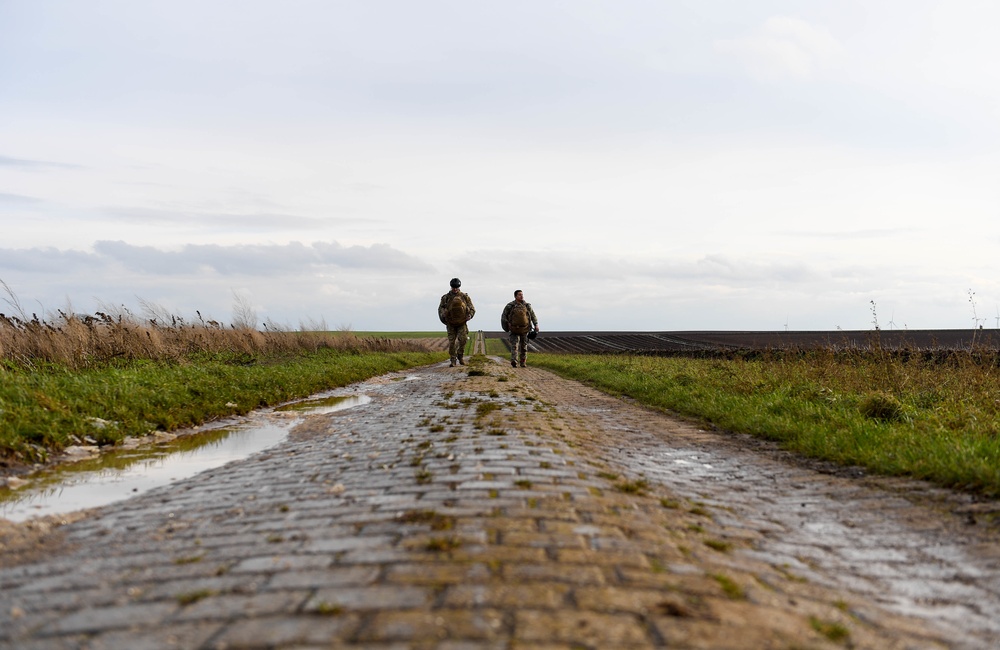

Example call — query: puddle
[0,393,370,523]
[275,394,371,414]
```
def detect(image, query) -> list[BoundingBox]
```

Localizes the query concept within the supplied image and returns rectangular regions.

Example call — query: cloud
[0,154,82,170]
[88,240,434,276]
[0,247,97,273]
[0,192,42,204]
[103,207,335,231]
[715,16,842,82]
[453,250,817,286]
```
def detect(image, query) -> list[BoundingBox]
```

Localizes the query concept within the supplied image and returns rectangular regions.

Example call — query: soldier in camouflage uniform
[438,278,476,366]
[500,289,539,368]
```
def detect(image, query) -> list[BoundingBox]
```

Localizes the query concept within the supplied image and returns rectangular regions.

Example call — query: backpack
[445,294,468,326]
[508,302,530,334]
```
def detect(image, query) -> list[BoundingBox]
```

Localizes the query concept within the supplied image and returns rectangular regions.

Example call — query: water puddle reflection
[0,393,370,523]
[274,394,371,414]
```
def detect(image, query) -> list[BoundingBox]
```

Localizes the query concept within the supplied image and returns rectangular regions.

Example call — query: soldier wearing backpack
[438,278,476,367]
[500,289,539,368]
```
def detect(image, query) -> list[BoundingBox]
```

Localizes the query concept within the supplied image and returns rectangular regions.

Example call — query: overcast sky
[3,1,999,332]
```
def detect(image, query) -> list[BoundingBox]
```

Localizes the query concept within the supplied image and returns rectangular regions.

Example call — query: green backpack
[446,294,468,326]
[508,302,530,334]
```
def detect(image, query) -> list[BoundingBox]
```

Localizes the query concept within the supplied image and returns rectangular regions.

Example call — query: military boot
[450,358,457,367]
[458,355,465,365]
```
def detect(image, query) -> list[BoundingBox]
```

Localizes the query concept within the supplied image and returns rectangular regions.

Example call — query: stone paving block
[384,561,491,585]
[171,590,310,622]
[501,531,587,549]
[555,548,651,569]
[306,585,432,611]
[87,621,223,650]
[503,562,606,585]
[231,553,333,573]
[443,582,571,609]
[356,608,506,643]
[514,609,653,648]
[207,613,361,648]
[451,544,548,564]
[137,574,262,601]
[302,534,396,554]
[264,565,380,590]
[42,601,179,636]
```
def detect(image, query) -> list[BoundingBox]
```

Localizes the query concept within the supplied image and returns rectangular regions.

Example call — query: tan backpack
[445,294,468,326]
[508,302,530,334]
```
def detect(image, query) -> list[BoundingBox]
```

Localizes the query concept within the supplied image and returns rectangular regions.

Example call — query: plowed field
[482,329,1000,354]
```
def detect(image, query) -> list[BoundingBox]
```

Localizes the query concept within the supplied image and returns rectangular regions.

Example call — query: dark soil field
[483,329,1000,354]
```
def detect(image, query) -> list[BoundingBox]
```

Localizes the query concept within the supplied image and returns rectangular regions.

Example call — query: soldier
[438,278,476,366]
[500,289,539,368]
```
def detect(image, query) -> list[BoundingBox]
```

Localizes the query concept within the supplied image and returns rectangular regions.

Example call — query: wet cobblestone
[1,357,996,648]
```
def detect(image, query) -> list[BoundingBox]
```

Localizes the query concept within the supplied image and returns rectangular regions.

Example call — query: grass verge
[530,352,1000,497]
[1,349,445,465]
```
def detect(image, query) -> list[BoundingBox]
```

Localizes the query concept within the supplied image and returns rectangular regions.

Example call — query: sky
[2,1,999,332]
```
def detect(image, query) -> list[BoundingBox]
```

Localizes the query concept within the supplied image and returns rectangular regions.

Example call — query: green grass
[0,349,445,463]
[529,352,1000,497]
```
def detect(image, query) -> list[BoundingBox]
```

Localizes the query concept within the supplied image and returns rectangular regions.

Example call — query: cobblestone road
[2,356,998,649]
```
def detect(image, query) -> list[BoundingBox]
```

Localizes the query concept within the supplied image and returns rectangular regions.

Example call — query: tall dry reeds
[0,283,428,369]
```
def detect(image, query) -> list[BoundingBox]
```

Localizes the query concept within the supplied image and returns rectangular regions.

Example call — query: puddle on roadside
[0,393,370,523]
[274,394,371,414]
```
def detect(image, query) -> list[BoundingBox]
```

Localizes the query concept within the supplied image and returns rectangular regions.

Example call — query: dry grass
[0,282,430,369]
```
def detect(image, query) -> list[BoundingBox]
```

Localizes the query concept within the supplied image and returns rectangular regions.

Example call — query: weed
[615,478,649,494]
[314,602,344,616]
[515,479,533,489]
[425,536,462,552]
[415,469,433,484]
[809,616,850,642]
[711,574,745,600]
[398,509,455,531]
[858,392,906,422]
[173,554,204,565]
[476,402,501,417]
[176,589,216,605]
[703,539,732,553]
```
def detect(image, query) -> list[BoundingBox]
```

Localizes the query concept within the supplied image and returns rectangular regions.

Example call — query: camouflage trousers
[447,324,469,360]
[508,332,529,363]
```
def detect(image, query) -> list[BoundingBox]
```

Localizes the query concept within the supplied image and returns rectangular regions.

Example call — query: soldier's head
[514,290,523,302]
[450,278,462,291]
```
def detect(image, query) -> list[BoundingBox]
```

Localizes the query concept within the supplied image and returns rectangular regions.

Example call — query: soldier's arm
[528,304,539,330]
[465,294,476,319]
